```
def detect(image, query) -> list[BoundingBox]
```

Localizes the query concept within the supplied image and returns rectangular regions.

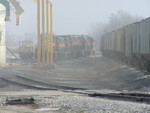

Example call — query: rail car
[100,17,150,72]
[35,34,94,61]
[19,41,34,59]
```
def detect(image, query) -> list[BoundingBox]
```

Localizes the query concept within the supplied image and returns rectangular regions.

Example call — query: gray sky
[6,0,150,35]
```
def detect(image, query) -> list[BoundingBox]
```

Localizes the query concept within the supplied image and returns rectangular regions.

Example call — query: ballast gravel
[1,90,150,113]
[35,94,150,113]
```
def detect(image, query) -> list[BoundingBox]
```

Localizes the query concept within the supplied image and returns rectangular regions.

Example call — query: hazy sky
[5,0,150,35]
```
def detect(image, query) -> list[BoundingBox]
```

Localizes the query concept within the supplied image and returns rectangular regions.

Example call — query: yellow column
[50,3,53,65]
[46,0,49,65]
[42,0,45,67]
[37,0,41,68]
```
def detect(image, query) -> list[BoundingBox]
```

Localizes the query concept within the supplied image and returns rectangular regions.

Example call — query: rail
[2,73,150,105]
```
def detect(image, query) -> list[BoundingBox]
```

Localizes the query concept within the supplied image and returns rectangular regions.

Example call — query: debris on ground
[5,97,34,105]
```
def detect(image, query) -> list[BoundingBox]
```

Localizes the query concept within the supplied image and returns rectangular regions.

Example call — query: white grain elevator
[0,4,6,65]
[0,0,24,65]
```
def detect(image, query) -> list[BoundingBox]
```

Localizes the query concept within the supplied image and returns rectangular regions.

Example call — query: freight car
[100,17,150,72]
[36,34,94,61]
[19,41,34,59]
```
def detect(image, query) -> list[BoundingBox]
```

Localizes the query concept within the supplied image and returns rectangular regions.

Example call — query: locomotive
[35,34,94,61]
[100,17,150,72]
[19,41,34,59]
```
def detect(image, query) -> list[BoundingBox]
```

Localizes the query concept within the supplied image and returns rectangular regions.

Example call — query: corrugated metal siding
[120,27,125,54]
[106,32,110,51]
[125,24,133,57]
[117,29,121,52]
[103,34,107,50]
[108,33,111,50]
[103,32,114,51]
[110,32,114,51]
[104,34,108,50]
[140,18,150,54]
[107,34,110,50]
[100,36,104,51]
[133,22,140,54]
[114,31,117,51]
[107,33,110,50]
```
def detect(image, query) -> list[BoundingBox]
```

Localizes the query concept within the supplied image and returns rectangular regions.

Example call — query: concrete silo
[0,0,24,65]
[0,4,6,65]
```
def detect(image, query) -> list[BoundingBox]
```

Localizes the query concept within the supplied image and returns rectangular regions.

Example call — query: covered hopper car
[100,17,150,72]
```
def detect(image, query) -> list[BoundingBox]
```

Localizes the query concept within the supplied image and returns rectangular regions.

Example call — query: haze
[6,0,150,35]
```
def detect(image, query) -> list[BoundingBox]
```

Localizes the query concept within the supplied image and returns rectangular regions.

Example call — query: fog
[2,1,150,106]
[3,0,150,48]
[5,0,150,47]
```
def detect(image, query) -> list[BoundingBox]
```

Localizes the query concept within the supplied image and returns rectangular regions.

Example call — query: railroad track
[2,73,150,105]
[1,77,57,90]
[124,72,150,91]
[88,92,150,105]
[1,74,85,91]
[66,90,150,105]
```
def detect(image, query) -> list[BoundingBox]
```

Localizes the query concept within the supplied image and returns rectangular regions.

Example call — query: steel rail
[2,73,150,105]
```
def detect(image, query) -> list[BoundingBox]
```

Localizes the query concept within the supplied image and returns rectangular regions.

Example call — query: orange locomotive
[36,34,94,61]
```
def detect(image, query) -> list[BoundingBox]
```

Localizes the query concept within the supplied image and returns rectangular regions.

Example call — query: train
[52,35,93,60]
[19,35,94,61]
[100,17,150,72]
[19,41,34,59]
[38,34,94,61]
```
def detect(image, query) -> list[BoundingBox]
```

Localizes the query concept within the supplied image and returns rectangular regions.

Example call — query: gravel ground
[0,90,150,113]
[1,55,150,112]
[36,95,150,113]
